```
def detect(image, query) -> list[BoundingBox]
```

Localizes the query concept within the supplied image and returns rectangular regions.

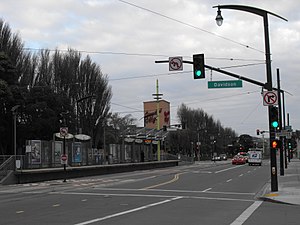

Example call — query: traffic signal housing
[193,54,205,79]
[270,106,279,129]
[271,139,281,149]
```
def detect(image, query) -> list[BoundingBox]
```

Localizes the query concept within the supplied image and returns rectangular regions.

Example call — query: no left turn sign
[263,91,278,106]
[169,57,183,71]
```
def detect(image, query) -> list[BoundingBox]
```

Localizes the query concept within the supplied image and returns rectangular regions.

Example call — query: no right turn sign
[263,91,278,106]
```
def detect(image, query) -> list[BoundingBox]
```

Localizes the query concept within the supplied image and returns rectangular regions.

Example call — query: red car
[232,155,247,165]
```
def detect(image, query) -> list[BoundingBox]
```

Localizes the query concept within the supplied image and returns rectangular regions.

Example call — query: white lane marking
[230,201,263,225]
[73,196,182,225]
[202,188,212,192]
[51,191,255,202]
[92,187,255,195]
[226,179,232,183]
[215,165,244,173]
[239,174,244,177]
[192,171,212,174]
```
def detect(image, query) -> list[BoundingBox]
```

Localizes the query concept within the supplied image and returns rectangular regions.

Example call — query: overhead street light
[213,4,287,192]
[215,7,223,26]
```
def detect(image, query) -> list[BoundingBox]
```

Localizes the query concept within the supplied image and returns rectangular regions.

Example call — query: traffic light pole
[156,59,285,93]
[155,57,284,191]
[277,69,284,176]
[204,63,278,190]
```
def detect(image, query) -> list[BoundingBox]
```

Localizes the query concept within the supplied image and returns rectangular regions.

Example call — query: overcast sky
[1,0,299,137]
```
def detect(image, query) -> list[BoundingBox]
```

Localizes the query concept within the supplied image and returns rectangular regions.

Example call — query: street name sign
[208,80,243,89]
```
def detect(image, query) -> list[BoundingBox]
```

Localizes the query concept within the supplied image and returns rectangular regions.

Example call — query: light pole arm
[213,5,287,22]
[213,5,287,90]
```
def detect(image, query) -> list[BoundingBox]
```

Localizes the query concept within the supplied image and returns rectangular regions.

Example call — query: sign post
[60,127,68,182]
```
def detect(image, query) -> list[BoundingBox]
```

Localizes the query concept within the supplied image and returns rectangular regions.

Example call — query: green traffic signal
[270,106,279,129]
[195,70,202,77]
[193,54,205,79]
[271,121,279,128]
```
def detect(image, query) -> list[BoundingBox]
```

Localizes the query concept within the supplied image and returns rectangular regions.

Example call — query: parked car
[219,154,227,160]
[232,155,247,165]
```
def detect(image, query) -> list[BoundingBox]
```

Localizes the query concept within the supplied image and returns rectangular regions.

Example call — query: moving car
[232,155,247,165]
[237,152,248,162]
[219,154,227,160]
[248,150,262,166]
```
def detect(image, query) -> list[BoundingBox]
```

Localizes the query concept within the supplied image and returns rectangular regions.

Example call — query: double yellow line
[141,172,185,190]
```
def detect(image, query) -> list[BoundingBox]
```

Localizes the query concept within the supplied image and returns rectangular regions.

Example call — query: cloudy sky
[1,0,299,137]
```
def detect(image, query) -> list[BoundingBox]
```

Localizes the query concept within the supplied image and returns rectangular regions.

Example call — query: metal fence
[1,139,191,174]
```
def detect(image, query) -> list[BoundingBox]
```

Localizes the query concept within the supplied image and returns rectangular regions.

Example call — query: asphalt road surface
[1,160,300,225]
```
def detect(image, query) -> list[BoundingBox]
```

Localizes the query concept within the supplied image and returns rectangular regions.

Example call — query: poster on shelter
[31,140,41,164]
[54,141,62,163]
[73,142,82,163]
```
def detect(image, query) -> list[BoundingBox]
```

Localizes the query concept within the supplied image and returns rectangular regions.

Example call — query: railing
[0,155,15,181]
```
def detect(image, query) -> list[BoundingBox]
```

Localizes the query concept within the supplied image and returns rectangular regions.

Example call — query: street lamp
[213,4,287,192]
[215,7,223,26]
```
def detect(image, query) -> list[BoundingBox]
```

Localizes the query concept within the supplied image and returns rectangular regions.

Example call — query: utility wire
[118,0,264,54]
[114,90,260,114]
[240,102,262,125]
[111,102,142,112]
[24,47,264,63]
[109,62,265,81]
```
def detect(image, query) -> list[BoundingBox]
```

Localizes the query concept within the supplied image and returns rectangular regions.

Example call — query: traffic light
[256,129,260,135]
[193,54,205,79]
[270,106,279,129]
[288,141,292,149]
[271,139,281,149]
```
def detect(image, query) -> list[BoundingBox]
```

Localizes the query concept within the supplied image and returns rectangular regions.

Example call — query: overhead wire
[118,0,265,54]
[114,90,260,114]
[24,47,264,63]
[109,62,265,81]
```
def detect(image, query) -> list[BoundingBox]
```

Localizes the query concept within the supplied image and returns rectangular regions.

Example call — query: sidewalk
[260,158,300,205]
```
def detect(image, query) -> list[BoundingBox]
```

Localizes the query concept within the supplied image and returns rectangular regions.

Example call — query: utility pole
[152,79,163,161]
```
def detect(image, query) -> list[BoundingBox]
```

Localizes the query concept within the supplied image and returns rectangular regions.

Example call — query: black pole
[263,10,278,192]
[212,4,287,193]
[63,135,66,182]
[287,113,291,162]
[277,69,284,176]
[282,92,288,168]
[61,113,68,183]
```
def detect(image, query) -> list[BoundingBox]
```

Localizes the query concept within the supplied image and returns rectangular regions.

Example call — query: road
[1,160,300,225]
